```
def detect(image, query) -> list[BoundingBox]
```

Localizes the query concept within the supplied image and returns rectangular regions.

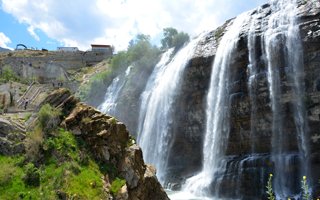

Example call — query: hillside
[0,88,168,199]
[0,47,11,52]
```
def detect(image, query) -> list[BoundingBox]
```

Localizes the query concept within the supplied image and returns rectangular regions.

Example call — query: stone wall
[0,50,112,83]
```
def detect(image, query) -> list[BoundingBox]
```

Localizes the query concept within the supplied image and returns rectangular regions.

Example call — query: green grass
[64,161,105,199]
[0,128,108,199]
[0,156,40,200]
[110,177,126,195]
[24,113,32,122]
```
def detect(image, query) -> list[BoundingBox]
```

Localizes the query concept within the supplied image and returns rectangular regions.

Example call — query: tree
[161,27,178,49]
[172,32,190,50]
[128,34,151,49]
[127,34,158,63]
[161,27,190,50]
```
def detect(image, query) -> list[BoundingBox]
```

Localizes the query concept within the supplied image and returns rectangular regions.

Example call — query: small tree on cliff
[161,27,190,50]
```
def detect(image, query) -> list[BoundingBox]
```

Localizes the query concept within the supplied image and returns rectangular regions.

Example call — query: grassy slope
[0,128,108,199]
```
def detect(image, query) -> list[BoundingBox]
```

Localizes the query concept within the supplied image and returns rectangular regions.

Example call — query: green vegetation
[0,65,18,83]
[109,117,117,125]
[77,67,113,103]
[0,104,111,199]
[37,103,62,134]
[78,28,189,104]
[110,177,126,195]
[78,33,161,104]
[266,174,275,200]
[25,127,44,162]
[23,113,32,122]
[266,174,314,200]
[127,135,136,147]
[214,26,225,41]
[301,176,311,200]
[161,27,190,51]
[0,64,36,84]
[23,163,40,187]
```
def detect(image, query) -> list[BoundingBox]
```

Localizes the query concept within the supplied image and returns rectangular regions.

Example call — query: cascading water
[183,13,250,198]
[263,0,309,198]
[98,66,132,115]
[247,8,261,153]
[137,37,201,184]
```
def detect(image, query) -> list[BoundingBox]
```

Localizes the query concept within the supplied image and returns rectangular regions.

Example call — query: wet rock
[164,1,320,199]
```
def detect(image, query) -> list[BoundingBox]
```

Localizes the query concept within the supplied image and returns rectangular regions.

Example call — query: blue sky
[0,0,268,51]
[0,9,61,50]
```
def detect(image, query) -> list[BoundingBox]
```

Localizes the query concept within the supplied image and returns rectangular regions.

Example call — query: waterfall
[137,37,201,184]
[184,13,250,198]
[263,0,309,198]
[98,66,132,115]
[247,8,261,153]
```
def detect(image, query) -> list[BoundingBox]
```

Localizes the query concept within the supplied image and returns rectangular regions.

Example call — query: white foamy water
[98,66,133,115]
[137,36,203,184]
[183,12,251,197]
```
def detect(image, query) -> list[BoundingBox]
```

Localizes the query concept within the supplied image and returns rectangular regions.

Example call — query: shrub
[0,160,16,186]
[0,65,18,83]
[79,33,161,105]
[110,177,126,195]
[109,117,117,125]
[77,70,112,103]
[266,174,275,200]
[24,113,32,122]
[43,128,78,161]
[301,176,311,200]
[23,163,40,187]
[25,127,44,162]
[38,104,61,133]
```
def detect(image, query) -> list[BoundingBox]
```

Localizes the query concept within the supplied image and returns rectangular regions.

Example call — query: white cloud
[1,0,268,51]
[27,26,40,41]
[0,32,12,49]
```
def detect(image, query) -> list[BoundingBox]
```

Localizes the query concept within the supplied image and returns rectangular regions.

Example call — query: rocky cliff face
[0,117,25,155]
[41,89,169,200]
[0,50,110,84]
[165,0,320,198]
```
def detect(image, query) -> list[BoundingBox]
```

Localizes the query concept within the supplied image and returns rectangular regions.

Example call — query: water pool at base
[165,190,212,200]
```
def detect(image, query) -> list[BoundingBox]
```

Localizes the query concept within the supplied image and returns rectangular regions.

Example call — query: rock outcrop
[41,89,169,200]
[0,118,25,155]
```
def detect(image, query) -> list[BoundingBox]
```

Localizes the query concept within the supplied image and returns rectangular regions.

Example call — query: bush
[110,178,126,195]
[77,70,113,104]
[0,65,18,83]
[25,127,44,162]
[24,113,32,122]
[38,104,61,133]
[110,51,129,72]
[79,33,161,105]
[23,163,40,187]
[0,160,16,186]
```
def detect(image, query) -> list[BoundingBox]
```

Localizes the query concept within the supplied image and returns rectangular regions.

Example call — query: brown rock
[40,89,169,200]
